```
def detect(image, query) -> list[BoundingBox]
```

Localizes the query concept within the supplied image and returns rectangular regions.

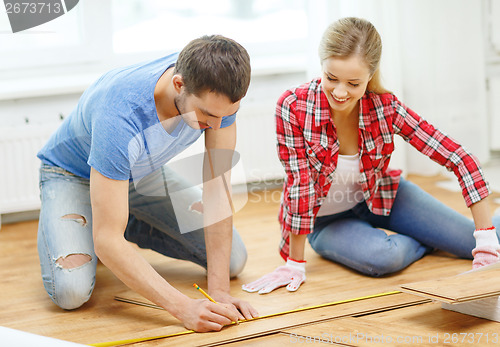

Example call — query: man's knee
[229,254,247,278]
[228,228,248,278]
[229,245,247,278]
[52,253,94,310]
[52,287,92,310]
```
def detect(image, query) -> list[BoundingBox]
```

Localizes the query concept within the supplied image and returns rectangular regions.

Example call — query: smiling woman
[242,16,500,296]
[320,56,371,118]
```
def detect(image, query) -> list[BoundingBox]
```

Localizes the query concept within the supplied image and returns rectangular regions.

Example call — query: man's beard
[173,93,201,129]
[173,94,185,116]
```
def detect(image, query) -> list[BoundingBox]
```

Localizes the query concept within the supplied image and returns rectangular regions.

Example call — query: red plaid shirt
[276,78,490,259]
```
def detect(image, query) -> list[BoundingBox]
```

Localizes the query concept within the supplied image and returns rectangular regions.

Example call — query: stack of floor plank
[400,264,500,322]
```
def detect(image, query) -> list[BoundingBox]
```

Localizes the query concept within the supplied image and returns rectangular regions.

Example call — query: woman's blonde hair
[318,17,390,94]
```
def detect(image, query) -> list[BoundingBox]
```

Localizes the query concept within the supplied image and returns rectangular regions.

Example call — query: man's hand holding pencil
[184,284,258,331]
[175,297,239,332]
[173,283,239,332]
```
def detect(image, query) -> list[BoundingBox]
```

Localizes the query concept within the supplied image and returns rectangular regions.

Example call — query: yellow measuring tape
[89,290,401,347]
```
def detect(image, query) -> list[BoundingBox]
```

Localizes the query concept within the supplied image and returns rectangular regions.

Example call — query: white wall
[235,72,307,184]
[486,0,500,152]
[398,0,489,176]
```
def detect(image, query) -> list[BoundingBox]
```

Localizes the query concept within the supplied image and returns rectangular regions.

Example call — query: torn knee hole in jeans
[189,200,204,214]
[56,253,92,270]
[61,214,87,227]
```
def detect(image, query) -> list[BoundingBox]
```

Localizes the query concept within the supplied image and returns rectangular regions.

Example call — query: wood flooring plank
[117,293,425,347]
[213,332,294,347]
[400,267,500,303]
[284,302,500,347]
[283,317,433,346]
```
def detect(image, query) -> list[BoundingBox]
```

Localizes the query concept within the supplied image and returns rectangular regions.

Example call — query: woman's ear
[172,74,184,93]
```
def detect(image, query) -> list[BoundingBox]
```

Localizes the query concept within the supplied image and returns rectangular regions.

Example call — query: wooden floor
[1,174,500,346]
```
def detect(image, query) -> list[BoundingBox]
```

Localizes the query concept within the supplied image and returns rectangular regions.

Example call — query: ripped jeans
[37,164,248,310]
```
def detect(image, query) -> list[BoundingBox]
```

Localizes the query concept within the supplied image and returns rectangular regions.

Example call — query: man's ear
[172,74,184,93]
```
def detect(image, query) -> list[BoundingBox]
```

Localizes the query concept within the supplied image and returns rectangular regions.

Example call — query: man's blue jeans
[308,178,500,277]
[37,164,247,310]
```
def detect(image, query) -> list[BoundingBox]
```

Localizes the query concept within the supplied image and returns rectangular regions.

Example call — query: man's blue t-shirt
[37,53,236,181]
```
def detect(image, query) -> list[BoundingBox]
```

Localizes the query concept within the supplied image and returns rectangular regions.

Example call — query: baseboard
[0,210,40,227]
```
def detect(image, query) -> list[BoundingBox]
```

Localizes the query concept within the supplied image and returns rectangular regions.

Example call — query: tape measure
[89,290,402,347]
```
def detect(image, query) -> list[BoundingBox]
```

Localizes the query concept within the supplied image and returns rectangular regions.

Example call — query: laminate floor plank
[122,293,425,347]
[400,266,500,303]
[283,302,500,347]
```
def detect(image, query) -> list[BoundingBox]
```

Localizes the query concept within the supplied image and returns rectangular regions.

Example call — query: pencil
[193,283,217,303]
[193,283,241,326]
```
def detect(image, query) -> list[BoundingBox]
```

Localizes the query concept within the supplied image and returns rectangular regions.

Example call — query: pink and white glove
[242,258,306,294]
[472,227,500,269]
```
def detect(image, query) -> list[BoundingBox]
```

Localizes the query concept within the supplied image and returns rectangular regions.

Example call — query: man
[37,35,258,332]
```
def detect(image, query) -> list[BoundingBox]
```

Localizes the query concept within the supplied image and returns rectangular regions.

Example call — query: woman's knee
[358,238,420,277]
[360,250,406,277]
[318,238,408,277]
[310,236,402,276]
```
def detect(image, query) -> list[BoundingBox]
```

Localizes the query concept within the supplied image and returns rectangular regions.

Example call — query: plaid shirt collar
[313,82,331,127]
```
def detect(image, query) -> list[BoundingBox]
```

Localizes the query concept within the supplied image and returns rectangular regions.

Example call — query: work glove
[472,227,500,269]
[242,258,306,294]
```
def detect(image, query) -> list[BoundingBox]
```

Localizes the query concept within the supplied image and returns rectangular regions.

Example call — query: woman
[243,17,500,294]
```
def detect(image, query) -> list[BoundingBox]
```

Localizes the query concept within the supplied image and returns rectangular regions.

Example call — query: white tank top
[317,153,364,216]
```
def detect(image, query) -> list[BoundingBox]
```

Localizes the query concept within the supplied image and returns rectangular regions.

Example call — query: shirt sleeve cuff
[283,211,314,235]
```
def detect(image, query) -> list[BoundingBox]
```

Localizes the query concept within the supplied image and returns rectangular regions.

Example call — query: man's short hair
[174,35,251,103]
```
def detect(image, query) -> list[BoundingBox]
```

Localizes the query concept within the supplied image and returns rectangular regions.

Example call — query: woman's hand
[472,227,500,269]
[242,258,306,294]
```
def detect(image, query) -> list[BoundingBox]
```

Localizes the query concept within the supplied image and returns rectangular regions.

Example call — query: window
[0,3,81,51]
[1,0,308,78]
[0,1,109,73]
[112,0,308,70]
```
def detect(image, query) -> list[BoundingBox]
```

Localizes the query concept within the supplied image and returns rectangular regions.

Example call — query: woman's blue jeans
[37,164,248,310]
[308,178,500,277]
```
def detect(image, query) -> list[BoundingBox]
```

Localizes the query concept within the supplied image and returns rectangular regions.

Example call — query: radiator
[0,123,59,227]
